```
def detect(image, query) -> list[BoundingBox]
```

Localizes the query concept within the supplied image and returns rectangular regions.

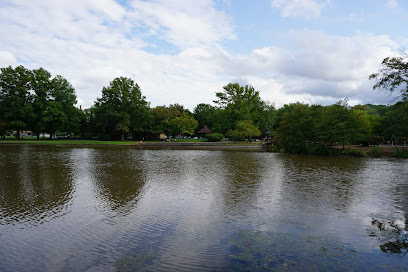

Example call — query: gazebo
[196,125,212,138]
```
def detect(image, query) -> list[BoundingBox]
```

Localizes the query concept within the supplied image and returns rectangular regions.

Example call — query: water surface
[0,145,407,271]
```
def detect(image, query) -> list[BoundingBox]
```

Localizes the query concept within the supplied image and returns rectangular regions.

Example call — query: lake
[0,145,407,271]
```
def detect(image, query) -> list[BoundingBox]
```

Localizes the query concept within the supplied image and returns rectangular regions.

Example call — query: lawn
[0,137,210,145]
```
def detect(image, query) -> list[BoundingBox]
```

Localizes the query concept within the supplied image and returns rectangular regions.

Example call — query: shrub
[342,148,364,157]
[312,144,340,156]
[368,147,383,157]
[268,144,279,152]
[97,133,111,141]
[82,132,93,140]
[205,133,224,142]
[390,148,408,158]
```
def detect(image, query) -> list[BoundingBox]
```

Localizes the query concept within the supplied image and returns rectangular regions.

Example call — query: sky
[0,0,407,110]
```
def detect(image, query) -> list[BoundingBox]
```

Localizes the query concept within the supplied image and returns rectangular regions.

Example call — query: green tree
[369,52,408,101]
[0,65,33,139]
[30,69,79,139]
[51,75,80,135]
[31,68,52,138]
[380,101,408,142]
[275,103,316,154]
[151,104,192,137]
[209,108,232,135]
[257,103,277,136]
[94,77,150,140]
[152,105,181,136]
[193,103,216,130]
[214,83,265,131]
[318,98,371,150]
[226,120,261,142]
[168,112,198,138]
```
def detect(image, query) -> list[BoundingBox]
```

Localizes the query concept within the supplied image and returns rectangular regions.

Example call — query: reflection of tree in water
[0,146,73,226]
[279,156,365,212]
[91,149,147,214]
[216,152,263,213]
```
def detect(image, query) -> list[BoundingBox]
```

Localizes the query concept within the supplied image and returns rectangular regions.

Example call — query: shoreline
[0,141,406,156]
[0,140,267,151]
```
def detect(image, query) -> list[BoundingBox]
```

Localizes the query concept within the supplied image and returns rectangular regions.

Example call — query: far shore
[0,139,406,156]
[0,139,267,151]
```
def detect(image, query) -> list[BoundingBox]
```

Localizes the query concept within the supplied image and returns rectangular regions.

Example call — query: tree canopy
[369,52,408,101]
[1,65,407,150]
[93,77,151,140]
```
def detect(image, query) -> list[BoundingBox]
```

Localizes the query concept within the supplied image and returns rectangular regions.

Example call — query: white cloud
[271,0,326,19]
[385,0,398,9]
[128,0,235,49]
[0,0,403,110]
[0,51,17,67]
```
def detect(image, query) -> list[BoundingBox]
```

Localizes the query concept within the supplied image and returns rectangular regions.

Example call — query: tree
[275,103,316,154]
[214,83,265,129]
[193,103,216,130]
[318,98,371,149]
[257,103,277,136]
[168,112,198,138]
[0,65,33,139]
[152,105,182,136]
[94,77,150,140]
[380,101,408,142]
[226,120,261,142]
[369,51,408,101]
[31,68,51,138]
[30,69,79,139]
[50,75,80,135]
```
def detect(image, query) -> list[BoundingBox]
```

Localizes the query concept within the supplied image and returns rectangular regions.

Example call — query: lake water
[0,145,407,271]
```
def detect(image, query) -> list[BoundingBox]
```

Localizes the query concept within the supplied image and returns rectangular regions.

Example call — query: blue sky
[0,0,407,109]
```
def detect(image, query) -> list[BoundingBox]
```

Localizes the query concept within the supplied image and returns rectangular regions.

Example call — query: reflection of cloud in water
[125,150,239,270]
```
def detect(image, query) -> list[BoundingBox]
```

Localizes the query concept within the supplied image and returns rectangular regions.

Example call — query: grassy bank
[268,144,408,158]
[0,139,136,145]
[0,138,260,146]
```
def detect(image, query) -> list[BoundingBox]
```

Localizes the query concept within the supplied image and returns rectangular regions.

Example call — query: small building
[196,125,212,138]
[159,133,167,140]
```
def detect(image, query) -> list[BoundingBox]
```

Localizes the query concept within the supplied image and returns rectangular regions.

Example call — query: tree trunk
[121,131,125,141]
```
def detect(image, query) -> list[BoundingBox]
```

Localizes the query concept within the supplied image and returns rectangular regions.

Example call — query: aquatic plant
[228,230,362,271]
[370,218,408,254]
[114,254,155,272]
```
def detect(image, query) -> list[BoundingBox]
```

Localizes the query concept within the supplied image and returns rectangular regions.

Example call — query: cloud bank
[0,0,404,109]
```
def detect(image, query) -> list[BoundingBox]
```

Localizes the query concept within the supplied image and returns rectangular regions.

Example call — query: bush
[97,133,111,141]
[268,144,279,152]
[205,133,224,142]
[283,143,309,154]
[368,147,383,157]
[82,132,93,140]
[390,148,408,158]
[342,148,364,157]
[311,144,340,156]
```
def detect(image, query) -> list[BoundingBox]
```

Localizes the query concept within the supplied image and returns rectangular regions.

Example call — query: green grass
[168,138,208,142]
[0,137,212,145]
[0,139,135,145]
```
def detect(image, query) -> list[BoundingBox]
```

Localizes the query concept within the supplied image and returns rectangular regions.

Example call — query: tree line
[1,53,407,153]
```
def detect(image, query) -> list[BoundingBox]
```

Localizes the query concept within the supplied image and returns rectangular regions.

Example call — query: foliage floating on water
[228,230,363,272]
[114,254,155,272]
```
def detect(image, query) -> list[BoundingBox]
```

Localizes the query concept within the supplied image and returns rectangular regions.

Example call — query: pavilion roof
[197,125,212,134]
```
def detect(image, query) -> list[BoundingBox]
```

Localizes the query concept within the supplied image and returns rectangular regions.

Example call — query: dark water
[0,145,407,271]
